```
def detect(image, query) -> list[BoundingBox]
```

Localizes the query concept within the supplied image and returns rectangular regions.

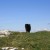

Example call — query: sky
[0,0,50,32]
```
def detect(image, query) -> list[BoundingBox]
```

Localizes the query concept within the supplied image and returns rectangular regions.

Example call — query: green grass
[0,31,50,50]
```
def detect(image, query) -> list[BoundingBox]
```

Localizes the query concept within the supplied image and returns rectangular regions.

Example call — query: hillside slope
[0,31,50,50]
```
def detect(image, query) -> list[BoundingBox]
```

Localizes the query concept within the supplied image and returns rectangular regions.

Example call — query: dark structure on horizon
[25,24,31,32]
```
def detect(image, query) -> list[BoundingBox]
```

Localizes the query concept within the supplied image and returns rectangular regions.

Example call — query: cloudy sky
[0,0,50,32]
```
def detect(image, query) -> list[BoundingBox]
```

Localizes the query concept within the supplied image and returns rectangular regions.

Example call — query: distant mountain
[0,30,10,36]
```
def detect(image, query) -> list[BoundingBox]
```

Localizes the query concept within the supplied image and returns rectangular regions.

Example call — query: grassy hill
[0,31,50,50]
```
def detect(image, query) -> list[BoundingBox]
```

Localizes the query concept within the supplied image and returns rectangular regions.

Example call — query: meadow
[0,31,50,50]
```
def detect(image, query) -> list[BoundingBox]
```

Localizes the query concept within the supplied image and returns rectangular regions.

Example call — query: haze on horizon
[0,0,50,32]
